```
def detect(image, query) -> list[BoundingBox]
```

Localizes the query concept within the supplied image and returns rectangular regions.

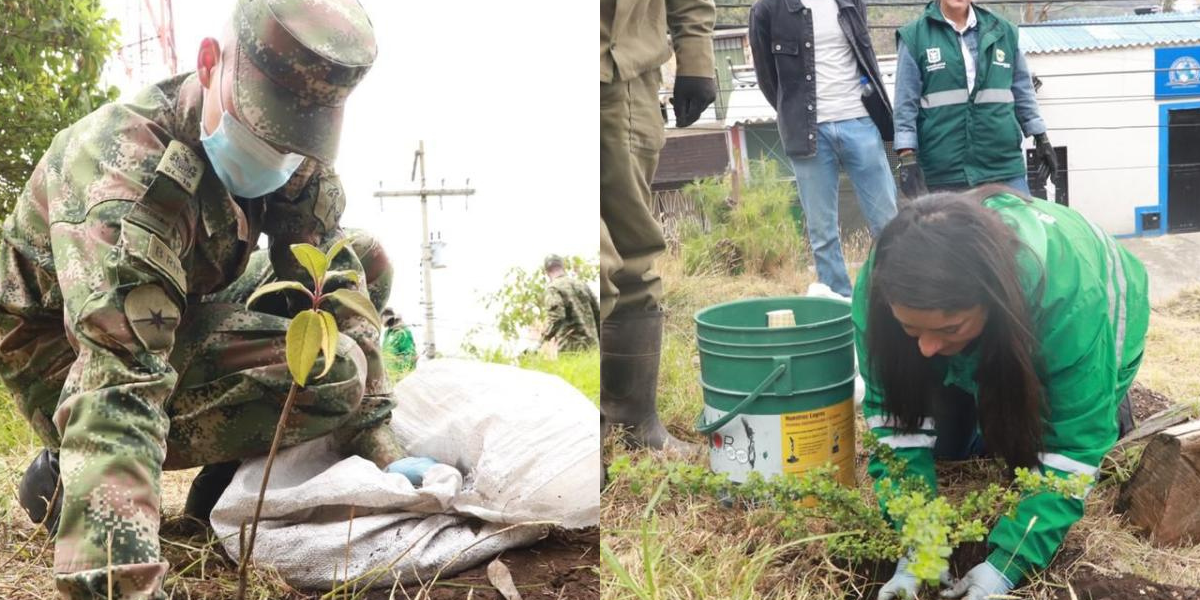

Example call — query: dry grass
[603,239,1200,599]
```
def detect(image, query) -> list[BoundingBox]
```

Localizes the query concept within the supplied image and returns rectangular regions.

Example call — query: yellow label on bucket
[779,398,856,488]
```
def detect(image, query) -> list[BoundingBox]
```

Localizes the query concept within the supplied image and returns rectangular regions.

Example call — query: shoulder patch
[125,284,181,353]
[156,140,204,195]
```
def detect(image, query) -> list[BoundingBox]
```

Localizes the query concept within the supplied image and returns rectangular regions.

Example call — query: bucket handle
[694,362,788,435]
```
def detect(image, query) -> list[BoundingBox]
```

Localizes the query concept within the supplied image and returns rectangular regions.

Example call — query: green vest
[897,4,1025,187]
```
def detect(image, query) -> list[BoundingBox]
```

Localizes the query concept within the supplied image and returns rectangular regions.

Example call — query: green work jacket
[852,193,1150,584]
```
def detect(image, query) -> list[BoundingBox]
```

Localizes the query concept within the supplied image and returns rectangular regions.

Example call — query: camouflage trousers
[0,234,401,599]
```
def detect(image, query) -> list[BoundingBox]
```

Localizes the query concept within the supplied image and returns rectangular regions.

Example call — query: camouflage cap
[230,0,377,164]
[543,254,564,270]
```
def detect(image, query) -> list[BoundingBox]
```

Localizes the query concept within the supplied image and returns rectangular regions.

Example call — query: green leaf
[316,309,339,380]
[325,236,357,264]
[324,270,361,285]
[324,289,382,329]
[290,244,329,289]
[285,310,324,387]
[244,280,312,309]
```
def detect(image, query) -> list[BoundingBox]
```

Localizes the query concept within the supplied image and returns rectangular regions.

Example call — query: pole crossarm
[374,141,475,360]
[373,189,477,198]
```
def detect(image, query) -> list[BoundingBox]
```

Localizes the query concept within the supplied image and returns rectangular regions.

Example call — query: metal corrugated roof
[1020,12,1200,55]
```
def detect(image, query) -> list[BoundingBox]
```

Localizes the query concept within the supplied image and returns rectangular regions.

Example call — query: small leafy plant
[236,239,381,599]
[608,433,1093,588]
[868,434,1093,584]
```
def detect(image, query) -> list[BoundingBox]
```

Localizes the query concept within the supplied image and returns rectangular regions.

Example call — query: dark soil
[1052,568,1200,600]
[368,527,599,600]
[1129,382,1175,422]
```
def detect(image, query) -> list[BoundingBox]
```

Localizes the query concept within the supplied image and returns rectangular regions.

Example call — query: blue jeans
[789,117,898,297]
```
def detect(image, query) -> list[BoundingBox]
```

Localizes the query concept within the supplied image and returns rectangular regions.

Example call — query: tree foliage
[482,256,600,343]
[0,0,120,220]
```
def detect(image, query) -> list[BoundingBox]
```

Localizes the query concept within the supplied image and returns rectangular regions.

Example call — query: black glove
[670,76,716,128]
[1034,132,1058,186]
[896,153,928,201]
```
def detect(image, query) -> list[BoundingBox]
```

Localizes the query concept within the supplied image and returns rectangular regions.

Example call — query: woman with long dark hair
[859,186,1149,600]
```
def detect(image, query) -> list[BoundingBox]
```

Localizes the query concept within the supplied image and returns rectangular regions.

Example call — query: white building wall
[1025,47,1160,236]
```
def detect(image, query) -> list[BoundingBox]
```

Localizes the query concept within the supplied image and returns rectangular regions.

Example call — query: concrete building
[1021,12,1200,236]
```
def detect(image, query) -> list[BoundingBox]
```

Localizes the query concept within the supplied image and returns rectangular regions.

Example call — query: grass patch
[518,349,601,403]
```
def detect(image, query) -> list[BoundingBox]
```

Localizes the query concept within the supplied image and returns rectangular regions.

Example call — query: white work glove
[940,562,1014,600]
[879,557,952,600]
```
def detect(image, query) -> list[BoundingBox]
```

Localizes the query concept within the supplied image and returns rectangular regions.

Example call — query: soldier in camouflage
[0,0,405,597]
[541,255,600,352]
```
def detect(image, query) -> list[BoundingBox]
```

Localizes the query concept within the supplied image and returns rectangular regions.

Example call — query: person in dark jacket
[750,0,897,298]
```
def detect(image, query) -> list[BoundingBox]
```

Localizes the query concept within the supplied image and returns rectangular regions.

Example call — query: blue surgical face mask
[200,60,305,198]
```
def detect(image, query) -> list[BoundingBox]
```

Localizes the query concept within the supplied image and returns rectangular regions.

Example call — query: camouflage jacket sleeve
[667,0,717,78]
[542,284,567,343]
[47,140,199,585]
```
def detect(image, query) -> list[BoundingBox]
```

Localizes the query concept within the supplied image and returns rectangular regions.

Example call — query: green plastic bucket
[694,297,857,485]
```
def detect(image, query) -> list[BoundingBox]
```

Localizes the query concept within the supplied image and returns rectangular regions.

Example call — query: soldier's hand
[671,76,717,128]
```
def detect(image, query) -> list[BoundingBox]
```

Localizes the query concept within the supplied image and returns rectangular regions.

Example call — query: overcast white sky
[102,0,597,355]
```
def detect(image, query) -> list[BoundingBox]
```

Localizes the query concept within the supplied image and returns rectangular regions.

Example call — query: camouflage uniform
[0,0,400,597]
[542,277,600,352]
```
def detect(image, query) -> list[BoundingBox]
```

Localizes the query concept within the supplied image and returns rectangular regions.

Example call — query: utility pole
[374,141,475,359]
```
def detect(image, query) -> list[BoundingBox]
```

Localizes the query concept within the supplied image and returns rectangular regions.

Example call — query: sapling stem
[237,379,302,599]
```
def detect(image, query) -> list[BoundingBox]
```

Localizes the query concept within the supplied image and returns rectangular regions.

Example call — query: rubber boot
[19,448,61,535]
[1118,392,1136,439]
[601,308,701,457]
[184,461,241,524]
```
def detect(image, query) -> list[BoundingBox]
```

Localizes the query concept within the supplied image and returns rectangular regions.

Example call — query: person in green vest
[892,0,1058,199]
[380,308,418,373]
[857,186,1147,600]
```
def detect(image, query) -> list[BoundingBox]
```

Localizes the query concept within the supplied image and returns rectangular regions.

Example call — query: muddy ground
[363,528,599,600]
[1130,382,1175,422]
[1052,568,1200,600]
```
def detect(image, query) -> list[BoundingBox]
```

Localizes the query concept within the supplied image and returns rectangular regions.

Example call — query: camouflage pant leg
[0,311,75,448]
[161,301,374,469]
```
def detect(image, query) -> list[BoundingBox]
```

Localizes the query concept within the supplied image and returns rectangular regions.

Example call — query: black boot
[19,448,62,535]
[601,309,701,456]
[1118,392,1136,439]
[184,461,240,524]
